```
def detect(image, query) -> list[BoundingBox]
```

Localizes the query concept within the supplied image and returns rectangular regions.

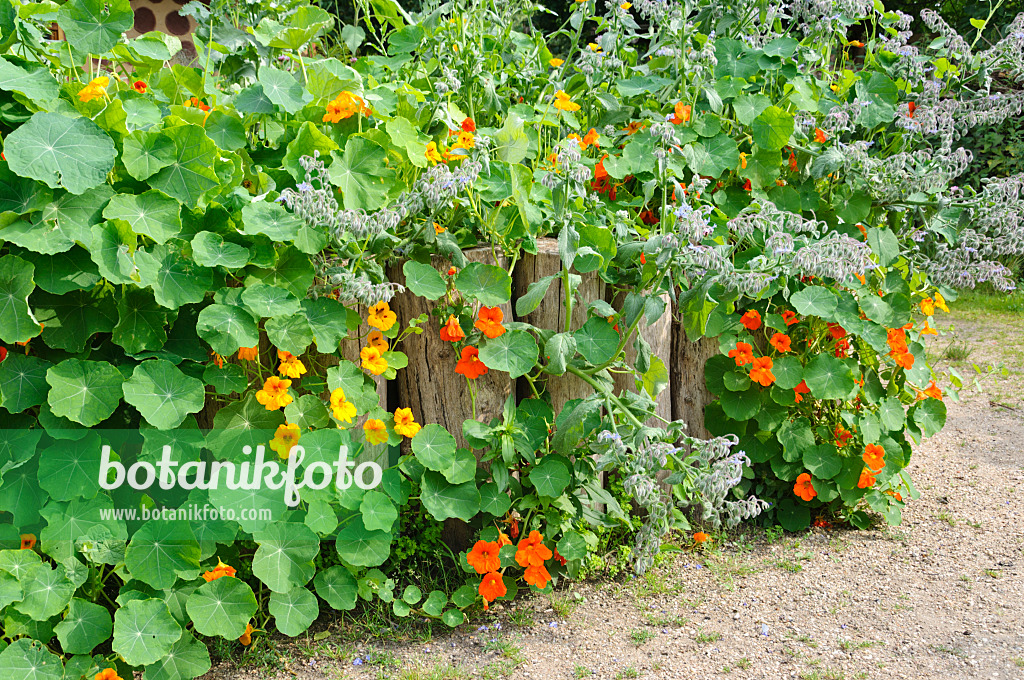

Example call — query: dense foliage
[0,0,1022,677]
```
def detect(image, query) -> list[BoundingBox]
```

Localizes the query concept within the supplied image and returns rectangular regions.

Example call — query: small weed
[735,657,752,669]
[508,609,535,627]
[941,340,973,362]
[643,612,688,627]
[550,594,579,618]
[630,628,656,646]
[482,636,526,663]
[398,662,472,680]
[573,665,593,678]
[839,640,880,651]
[615,667,639,679]
[934,511,957,527]
[930,644,968,658]
[984,569,1001,578]
[695,629,722,644]
[1012,657,1024,668]
[634,570,674,597]
[765,525,785,544]
[772,559,804,573]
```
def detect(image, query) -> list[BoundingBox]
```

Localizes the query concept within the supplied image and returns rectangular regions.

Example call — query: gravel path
[204,311,1024,680]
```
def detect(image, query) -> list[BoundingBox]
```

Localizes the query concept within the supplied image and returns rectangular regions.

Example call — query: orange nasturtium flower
[857,468,877,489]
[393,407,421,438]
[367,301,397,331]
[739,152,748,169]
[863,443,885,472]
[277,350,307,378]
[921,381,943,401]
[515,530,553,568]
[582,128,600,148]
[749,356,775,387]
[360,346,389,376]
[921,320,938,336]
[322,91,371,122]
[132,80,148,94]
[478,571,507,607]
[330,388,357,423]
[524,564,551,589]
[497,532,513,548]
[364,419,389,445]
[439,315,465,342]
[95,669,123,680]
[692,532,710,544]
[740,309,761,330]
[793,473,817,501]
[793,380,810,403]
[78,76,109,102]
[769,333,792,353]
[788,151,798,172]
[202,559,237,582]
[620,2,631,8]
[475,306,506,338]
[670,101,691,124]
[256,376,293,410]
[907,101,917,118]
[553,90,581,112]
[466,540,502,574]
[848,39,865,47]
[20,534,36,550]
[455,346,489,379]
[920,297,936,316]
[834,425,854,448]
[187,96,210,112]
[426,141,444,165]
[814,128,828,143]
[549,58,564,67]
[728,341,755,367]
[782,310,799,326]
[461,117,476,132]
[270,423,301,459]
[934,292,950,313]
[238,623,255,646]
[367,330,389,352]
[238,345,259,361]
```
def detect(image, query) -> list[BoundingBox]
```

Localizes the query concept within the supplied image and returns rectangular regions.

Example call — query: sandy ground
[202,308,1024,680]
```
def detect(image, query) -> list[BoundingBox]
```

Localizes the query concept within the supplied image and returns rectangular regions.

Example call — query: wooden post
[669,307,719,439]
[513,238,604,411]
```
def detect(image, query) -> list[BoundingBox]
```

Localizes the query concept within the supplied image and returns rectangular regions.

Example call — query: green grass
[951,289,1024,315]
[615,667,639,679]
[629,628,656,646]
[573,665,593,678]
[695,629,722,643]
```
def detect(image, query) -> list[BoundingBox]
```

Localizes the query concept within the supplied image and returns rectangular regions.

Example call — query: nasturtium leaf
[528,454,572,497]
[135,244,214,310]
[283,122,338,181]
[402,584,423,605]
[544,332,576,375]
[203,110,246,151]
[303,298,350,353]
[123,360,206,429]
[0,163,54,216]
[775,499,811,531]
[269,587,319,637]
[196,303,260,356]
[235,83,276,114]
[112,598,182,666]
[192,231,251,269]
[723,370,750,392]
[733,93,771,125]
[803,444,842,479]
[245,245,315,298]
[15,562,75,621]
[386,116,430,167]
[252,523,319,593]
[101,191,181,244]
[54,598,112,655]
[771,355,804,390]
[329,137,399,211]
[454,262,512,306]
[122,130,176,181]
[24,248,101,295]
[0,638,65,680]
[113,288,174,354]
[573,317,619,366]
[0,255,39,344]
[515,274,557,317]
[284,393,329,430]
[265,313,314,356]
[479,330,538,379]
[556,531,587,561]
[2,216,75,254]
[314,566,358,611]
[147,124,220,208]
[142,630,211,680]
[241,282,301,317]
[241,200,303,242]
[124,521,201,590]
[777,417,815,462]
[45,359,122,427]
[443,609,464,627]
[478,482,511,516]
[422,590,446,616]
[37,433,102,501]
[790,286,838,318]
[720,385,762,420]
[334,517,391,567]
[683,133,739,177]
[419,471,480,522]
[186,577,257,639]
[33,288,116,352]
[4,113,116,195]
[0,58,60,106]
[359,491,398,532]
[751,106,795,151]
[411,424,458,473]
[89,219,138,284]
[0,353,51,413]
[803,353,855,400]
[402,260,446,300]
[57,0,133,54]
[913,398,946,437]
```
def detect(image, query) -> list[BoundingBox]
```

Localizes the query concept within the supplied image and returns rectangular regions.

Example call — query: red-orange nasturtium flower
[524,564,551,589]
[475,306,506,338]
[447,266,458,276]
[921,381,943,401]
[133,80,147,94]
[497,532,513,548]
[479,572,506,606]
[670,101,691,124]
[848,39,864,47]
[857,468,877,489]
[461,117,476,132]
[907,101,916,118]
[749,356,775,387]
[693,532,710,544]
[20,534,35,550]
[0,346,7,363]
[238,345,258,361]
[793,473,817,501]
[827,323,846,340]
[728,341,755,367]
[455,346,488,379]
[769,333,792,353]
[814,128,827,143]
[782,310,799,326]
[743,178,752,191]
[239,623,255,646]
[740,310,761,330]
[788,151,798,172]
[582,128,600,148]
[439,315,465,342]
[515,530,552,568]
[467,540,501,574]
[553,548,567,566]
[793,380,810,403]
[863,443,885,472]
[834,425,854,448]
[94,669,122,680]
[202,558,237,582]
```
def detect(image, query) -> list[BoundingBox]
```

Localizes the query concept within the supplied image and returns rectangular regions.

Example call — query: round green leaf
[790,286,838,318]
[912,398,946,437]
[359,490,398,532]
[15,563,75,621]
[123,360,206,430]
[803,354,855,400]
[0,638,65,680]
[258,64,313,114]
[241,200,303,242]
[284,393,329,429]
[186,577,257,639]
[478,482,511,516]
[775,499,811,531]
[146,124,220,208]
[719,385,761,421]
[479,330,539,379]
[124,520,201,590]
[556,531,588,561]
[443,609,465,627]
[113,289,175,354]
[191,231,250,269]
[528,454,572,498]
[54,598,112,655]
[0,353,51,413]
[4,113,116,195]
[771,355,804,390]
[24,248,101,295]
[57,0,133,54]
[252,523,319,593]
[314,566,358,611]
[334,517,392,567]
[402,260,446,300]
[411,424,458,473]
[802,444,842,480]
[102,190,181,244]
[419,471,480,522]
[269,587,319,637]
[328,137,399,211]
[241,282,301,317]
[196,303,260,356]
[135,244,214,310]
[454,262,512,306]
[751,106,795,151]
[45,359,122,426]
[112,598,182,666]
[0,255,39,344]
[142,630,211,680]
[573,317,619,366]
[402,584,423,605]
[37,432,102,501]
[265,313,314,356]
[422,590,446,617]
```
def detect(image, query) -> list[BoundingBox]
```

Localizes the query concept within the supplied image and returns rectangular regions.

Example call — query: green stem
[567,366,644,430]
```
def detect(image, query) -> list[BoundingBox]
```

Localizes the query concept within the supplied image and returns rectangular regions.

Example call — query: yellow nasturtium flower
[364,418,389,445]
[269,423,301,459]
[330,388,357,423]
